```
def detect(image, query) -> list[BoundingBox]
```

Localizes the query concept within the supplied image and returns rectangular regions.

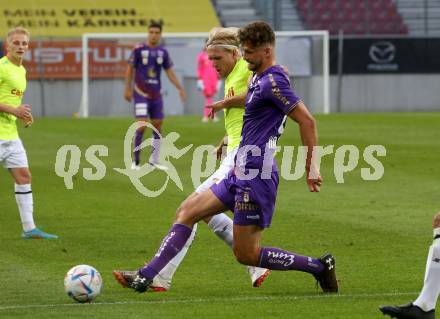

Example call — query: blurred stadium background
[1,0,439,117]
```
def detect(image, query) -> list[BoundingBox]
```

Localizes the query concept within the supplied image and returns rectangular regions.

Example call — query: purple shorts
[133,91,164,119]
[211,162,279,229]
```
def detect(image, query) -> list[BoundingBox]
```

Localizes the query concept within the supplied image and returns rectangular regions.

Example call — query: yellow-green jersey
[224,58,251,152]
[0,56,27,140]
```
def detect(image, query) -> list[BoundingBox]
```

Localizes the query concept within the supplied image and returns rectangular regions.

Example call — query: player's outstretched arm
[206,92,247,119]
[165,68,186,102]
[288,101,322,192]
[221,92,246,109]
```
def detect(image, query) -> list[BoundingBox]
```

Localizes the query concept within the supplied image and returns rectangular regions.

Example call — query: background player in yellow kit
[0,27,57,239]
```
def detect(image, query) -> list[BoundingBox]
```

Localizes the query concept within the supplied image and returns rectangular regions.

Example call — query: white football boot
[247,266,270,287]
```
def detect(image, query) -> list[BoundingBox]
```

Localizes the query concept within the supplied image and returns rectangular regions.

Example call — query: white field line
[0,291,418,311]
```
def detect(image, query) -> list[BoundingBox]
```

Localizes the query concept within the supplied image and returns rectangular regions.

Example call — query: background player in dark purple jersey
[114,21,338,294]
[124,20,186,170]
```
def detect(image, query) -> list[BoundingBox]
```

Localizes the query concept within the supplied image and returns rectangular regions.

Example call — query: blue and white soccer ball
[64,264,103,303]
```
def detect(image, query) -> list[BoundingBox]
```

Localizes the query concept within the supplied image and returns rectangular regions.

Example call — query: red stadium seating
[296,0,408,35]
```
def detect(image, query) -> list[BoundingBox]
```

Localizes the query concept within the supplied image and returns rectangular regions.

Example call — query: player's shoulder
[264,65,289,80]
[229,58,251,81]
[132,42,147,51]
[261,65,290,88]
[0,56,8,66]
[197,50,207,61]
[157,45,170,54]
[0,56,9,74]
[236,58,249,71]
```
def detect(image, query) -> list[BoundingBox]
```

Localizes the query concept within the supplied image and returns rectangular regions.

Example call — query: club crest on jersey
[156,57,163,65]
[148,67,157,78]
[243,191,249,203]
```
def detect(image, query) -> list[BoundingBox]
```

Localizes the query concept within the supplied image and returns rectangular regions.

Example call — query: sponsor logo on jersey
[234,201,258,212]
[11,88,24,97]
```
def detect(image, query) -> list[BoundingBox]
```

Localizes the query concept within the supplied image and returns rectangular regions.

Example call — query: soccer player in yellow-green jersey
[0,27,57,239]
[113,27,270,292]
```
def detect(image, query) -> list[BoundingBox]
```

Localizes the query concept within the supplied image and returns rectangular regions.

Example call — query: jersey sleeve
[128,47,138,67]
[261,70,301,115]
[162,49,173,70]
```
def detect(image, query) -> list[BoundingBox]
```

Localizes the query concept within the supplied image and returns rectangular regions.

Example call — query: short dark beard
[248,60,261,72]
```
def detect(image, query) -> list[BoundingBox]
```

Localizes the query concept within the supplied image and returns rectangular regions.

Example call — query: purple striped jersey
[236,65,301,173]
[128,43,173,99]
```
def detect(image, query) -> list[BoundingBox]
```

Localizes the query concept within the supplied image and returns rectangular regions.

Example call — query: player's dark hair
[149,19,164,32]
[238,21,275,47]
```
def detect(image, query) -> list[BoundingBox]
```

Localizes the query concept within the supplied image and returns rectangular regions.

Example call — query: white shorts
[0,139,29,168]
[195,147,237,194]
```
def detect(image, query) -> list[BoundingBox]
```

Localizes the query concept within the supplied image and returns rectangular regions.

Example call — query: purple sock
[150,130,161,164]
[139,224,192,280]
[258,247,324,275]
[133,130,144,165]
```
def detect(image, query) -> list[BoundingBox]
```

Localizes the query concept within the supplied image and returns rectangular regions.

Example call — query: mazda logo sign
[369,41,396,64]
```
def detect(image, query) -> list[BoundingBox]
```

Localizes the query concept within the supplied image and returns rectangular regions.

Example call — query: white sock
[207,213,233,248]
[413,229,440,311]
[150,137,161,164]
[157,223,198,283]
[15,183,36,232]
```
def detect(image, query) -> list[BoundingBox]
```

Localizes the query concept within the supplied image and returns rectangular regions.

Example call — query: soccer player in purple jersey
[114,27,269,292]
[124,20,186,170]
[114,21,338,293]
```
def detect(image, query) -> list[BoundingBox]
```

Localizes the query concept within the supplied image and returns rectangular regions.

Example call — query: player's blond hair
[206,27,240,52]
[7,26,30,41]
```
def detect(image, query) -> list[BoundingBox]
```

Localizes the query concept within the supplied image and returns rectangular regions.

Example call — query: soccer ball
[64,264,102,303]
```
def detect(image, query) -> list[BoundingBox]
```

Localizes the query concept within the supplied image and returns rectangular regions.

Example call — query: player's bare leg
[201,214,270,287]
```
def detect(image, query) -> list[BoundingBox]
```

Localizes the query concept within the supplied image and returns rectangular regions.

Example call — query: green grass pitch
[0,113,439,318]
